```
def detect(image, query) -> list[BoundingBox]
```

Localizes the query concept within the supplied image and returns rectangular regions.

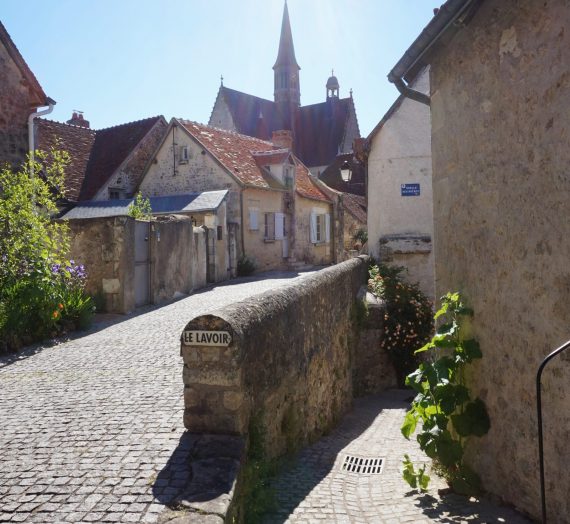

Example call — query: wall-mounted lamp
[340,160,352,183]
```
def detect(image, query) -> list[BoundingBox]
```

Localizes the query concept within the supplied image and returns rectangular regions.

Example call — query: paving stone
[0,271,315,524]
[263,390,534,523]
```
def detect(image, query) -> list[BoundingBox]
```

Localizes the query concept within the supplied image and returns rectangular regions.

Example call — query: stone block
[102,278,121,294]
[222,391,244,411]
[183,364,242,388]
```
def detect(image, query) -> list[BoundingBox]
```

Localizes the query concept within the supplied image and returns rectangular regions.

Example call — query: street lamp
[340,160,352,183]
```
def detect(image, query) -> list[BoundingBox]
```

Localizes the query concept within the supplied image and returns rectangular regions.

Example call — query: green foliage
[401,292,490,495]
[368,264,434,385]
[353,228,368,246]
[241,412,277,523]
[402,454,430,491]
[128,192,152,220]
[237,254,256,277]
[0,152,94,351]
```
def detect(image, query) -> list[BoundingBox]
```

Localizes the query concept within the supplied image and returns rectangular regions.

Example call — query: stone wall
[181,256,369,458]
[0,40,38,168]
[68,216,208,314]
[429,1,570,520]
[68,217,135,314]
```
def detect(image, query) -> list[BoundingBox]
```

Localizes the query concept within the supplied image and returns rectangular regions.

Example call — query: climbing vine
[401,292,490,495]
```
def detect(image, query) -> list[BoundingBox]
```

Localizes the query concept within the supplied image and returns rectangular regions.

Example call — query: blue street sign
[401,183,420,196]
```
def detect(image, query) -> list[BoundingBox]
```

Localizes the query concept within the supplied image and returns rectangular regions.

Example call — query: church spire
[273,1,301,128]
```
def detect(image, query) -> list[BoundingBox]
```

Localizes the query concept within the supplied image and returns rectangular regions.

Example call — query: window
[249,208,259,230]
[275,213,285,240]
[264,212,275,240]
[310,211,331,244]
[179,145,189,164]
[109,188,125,200]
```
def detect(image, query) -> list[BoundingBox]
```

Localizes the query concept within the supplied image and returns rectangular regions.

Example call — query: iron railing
[536,339,570,523]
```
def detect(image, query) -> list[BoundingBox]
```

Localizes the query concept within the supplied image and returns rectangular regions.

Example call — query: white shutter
[275,212,285,239]
[325,213,331,243]
[310,212,317,243]
[249,208,258,230]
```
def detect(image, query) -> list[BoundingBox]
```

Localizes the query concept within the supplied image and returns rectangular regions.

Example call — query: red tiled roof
[79,116,165,200]
[252,149,290,167]
[179,120,277,188]
[36,116,165,201]
[36,120,96,201]
[294,159,330,203]
[0,21,48,107]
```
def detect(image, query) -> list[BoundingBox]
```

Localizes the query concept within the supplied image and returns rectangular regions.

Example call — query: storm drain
[340,455,384,475]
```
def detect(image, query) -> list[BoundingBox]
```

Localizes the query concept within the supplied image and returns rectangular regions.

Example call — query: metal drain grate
[341,455,384,475]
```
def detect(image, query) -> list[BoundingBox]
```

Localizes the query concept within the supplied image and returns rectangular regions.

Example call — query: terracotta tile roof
[36,119,96,201]
[294,159,331,203]
[179,120,278,188]
[0,21,48,107]
[211,87,359,168]
[252,149,290,166]
[342,192,367,224]
[79,116,165,200]
[36,116,165,202]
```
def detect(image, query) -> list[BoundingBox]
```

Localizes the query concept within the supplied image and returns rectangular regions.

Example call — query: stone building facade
[139,119,334,272]
[0,21,50,168]
[366,67,434,300]
[390,1,570,521]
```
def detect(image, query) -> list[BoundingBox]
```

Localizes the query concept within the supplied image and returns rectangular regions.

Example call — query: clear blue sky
[2,1,434,137]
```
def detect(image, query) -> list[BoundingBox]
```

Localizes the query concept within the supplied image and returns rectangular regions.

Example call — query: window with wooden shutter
[264,212,275,240]
[249,208,259,230]
[275,213,285,240]
[310,212,317,243]
[325,213,331,243]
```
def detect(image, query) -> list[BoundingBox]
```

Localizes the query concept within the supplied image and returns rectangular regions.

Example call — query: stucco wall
[68,217,135,314]
[181,257,369,458]
[429,1,570,520]
[367,68,434,300]
[0,42,35,168]
[294,197,333,265]
[243,187,289,271]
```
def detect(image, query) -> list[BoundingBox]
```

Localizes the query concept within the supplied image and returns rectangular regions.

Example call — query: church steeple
[273,0,301,124]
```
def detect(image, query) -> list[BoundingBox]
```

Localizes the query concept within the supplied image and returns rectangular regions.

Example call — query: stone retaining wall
[180,256,369,458]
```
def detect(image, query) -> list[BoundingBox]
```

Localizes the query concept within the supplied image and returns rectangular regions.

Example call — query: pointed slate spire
[273,1,300,70]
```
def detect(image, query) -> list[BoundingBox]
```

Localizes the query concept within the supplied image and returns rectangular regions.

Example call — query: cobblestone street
[0,271,317,524]
[264,390,532,524]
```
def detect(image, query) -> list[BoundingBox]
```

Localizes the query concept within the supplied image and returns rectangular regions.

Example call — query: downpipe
[28,97,56,176]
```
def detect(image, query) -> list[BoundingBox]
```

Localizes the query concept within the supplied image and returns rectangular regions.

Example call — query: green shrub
[401,292,490,495]
[368,264,434,385]
[237,254,256,277]
[128,192,152,220]
[0,151,94,351]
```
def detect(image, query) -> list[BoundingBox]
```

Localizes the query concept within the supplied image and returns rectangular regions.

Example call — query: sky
[2,1,435,137]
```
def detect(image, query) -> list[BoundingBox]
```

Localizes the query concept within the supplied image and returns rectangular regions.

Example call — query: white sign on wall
[182,330,232,347]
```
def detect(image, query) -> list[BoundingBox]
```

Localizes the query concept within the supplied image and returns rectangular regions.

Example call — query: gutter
[387,0,482,106]
[28,97,56,174]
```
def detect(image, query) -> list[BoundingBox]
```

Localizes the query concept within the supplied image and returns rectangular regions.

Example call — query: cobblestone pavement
[264,390,533,524]
[0,270,319,524]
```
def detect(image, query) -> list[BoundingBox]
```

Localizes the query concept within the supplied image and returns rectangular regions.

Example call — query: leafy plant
[402,454,430,491]
[353,228,368,246]
[128,192,152,220]
[0,151,94,351]
[368,264,433,385]
[237,254,256,277]
[401,292,490,495]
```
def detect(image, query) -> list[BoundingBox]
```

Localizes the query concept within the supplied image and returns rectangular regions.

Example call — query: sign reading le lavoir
[182,330,232,347]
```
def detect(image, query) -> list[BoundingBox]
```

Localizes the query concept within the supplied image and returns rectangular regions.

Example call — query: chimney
[271,130,293,150]
[66,111,90,128]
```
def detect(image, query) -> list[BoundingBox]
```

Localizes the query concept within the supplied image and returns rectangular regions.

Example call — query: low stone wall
[181,256,369,458]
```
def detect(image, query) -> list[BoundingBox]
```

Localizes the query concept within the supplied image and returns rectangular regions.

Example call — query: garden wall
[180,256,369,458]
[68,216,208,314]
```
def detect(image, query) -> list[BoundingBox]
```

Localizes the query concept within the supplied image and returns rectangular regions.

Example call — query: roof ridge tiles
[38,118,97,133]
[95,115,163,132]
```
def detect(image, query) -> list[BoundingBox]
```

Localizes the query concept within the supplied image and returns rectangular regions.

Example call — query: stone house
[138,119,335,273]
[36,115,168,203]
[390,0,570,521]
[366,67,434,300]
[0,21,54,168]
